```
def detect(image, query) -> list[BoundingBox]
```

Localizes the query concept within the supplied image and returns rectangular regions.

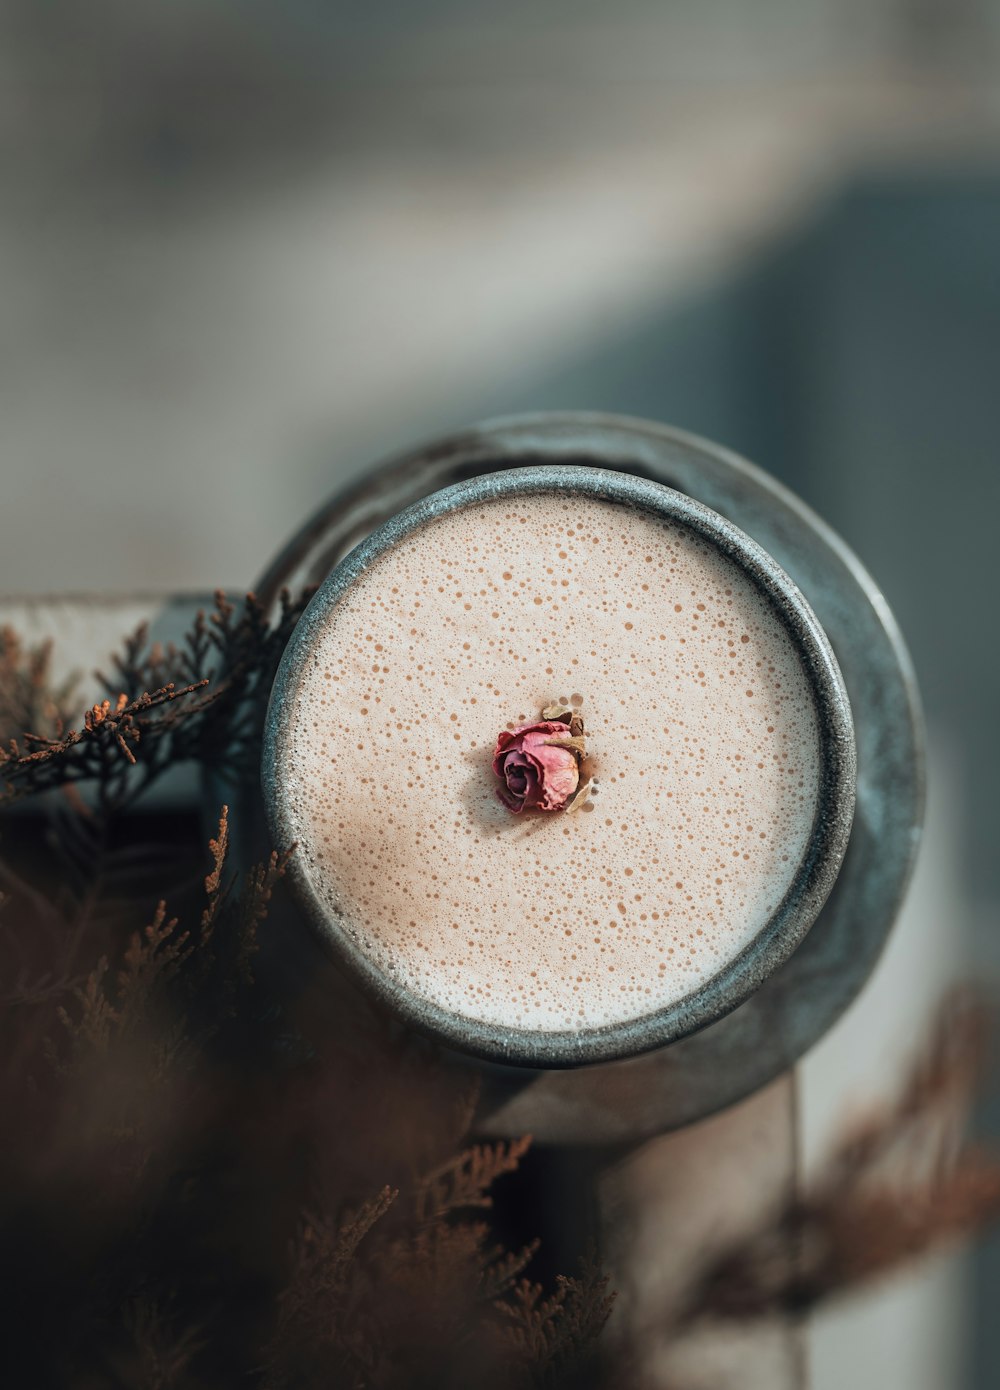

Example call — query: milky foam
[280,492,821,1034]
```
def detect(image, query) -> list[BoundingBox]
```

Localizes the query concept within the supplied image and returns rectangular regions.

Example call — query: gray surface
[254,413,922,1140]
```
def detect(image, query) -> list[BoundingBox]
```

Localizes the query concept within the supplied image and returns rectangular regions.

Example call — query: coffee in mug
[263,466,855,1066]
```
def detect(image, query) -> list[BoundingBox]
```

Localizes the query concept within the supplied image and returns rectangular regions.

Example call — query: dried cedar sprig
[0,589,312,808]
[0,681,207,804]
[679,989,1000,1323]
[51,806,290,1076]
[415,1135,534,1223]
[123,1295,205,1390]
[480,1239,543,1302]
[264,1072,606,1390]
[0,626,77,747]
[499,1252,616,1387]
[265,1185,399,1387]
[0,788,198,1039]
[264,1137,550,1389]
[199,803,232,943]
[96,587,313,784]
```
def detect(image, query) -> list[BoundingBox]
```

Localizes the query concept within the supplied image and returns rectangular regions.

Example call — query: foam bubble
[281,493,820,1033]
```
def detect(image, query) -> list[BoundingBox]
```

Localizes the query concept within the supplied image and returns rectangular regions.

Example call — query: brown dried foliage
[0,604,614,1390]
[263,1124,575,1389]
[0,589,311,808]
[681,990,1000,1324]
[0,626,77,744]
[499,1256,617,1387]
[4,606,1000,1388]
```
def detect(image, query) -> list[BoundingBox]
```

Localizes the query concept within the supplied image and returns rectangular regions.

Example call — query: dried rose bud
[492,720,584,813]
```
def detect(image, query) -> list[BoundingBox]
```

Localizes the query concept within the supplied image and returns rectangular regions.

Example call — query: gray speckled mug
[262,462,856,1070]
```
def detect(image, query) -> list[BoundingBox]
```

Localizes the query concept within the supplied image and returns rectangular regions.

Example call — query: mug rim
[262,462,856,1068]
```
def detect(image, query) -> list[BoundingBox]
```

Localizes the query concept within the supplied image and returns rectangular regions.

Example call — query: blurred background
[2,1,998,1385]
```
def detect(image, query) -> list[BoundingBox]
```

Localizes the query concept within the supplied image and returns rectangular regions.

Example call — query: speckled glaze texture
[243,413,923,1138]
[263,465,856,1068]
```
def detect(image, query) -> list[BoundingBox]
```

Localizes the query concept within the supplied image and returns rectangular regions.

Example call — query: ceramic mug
[262,461,856,1069]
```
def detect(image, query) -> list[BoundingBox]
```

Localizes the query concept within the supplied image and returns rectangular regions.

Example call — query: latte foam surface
[280,492,821,1034]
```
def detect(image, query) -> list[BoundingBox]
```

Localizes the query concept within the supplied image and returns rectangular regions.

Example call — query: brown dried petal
[563,776,595,813]
[542,735,587,758]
